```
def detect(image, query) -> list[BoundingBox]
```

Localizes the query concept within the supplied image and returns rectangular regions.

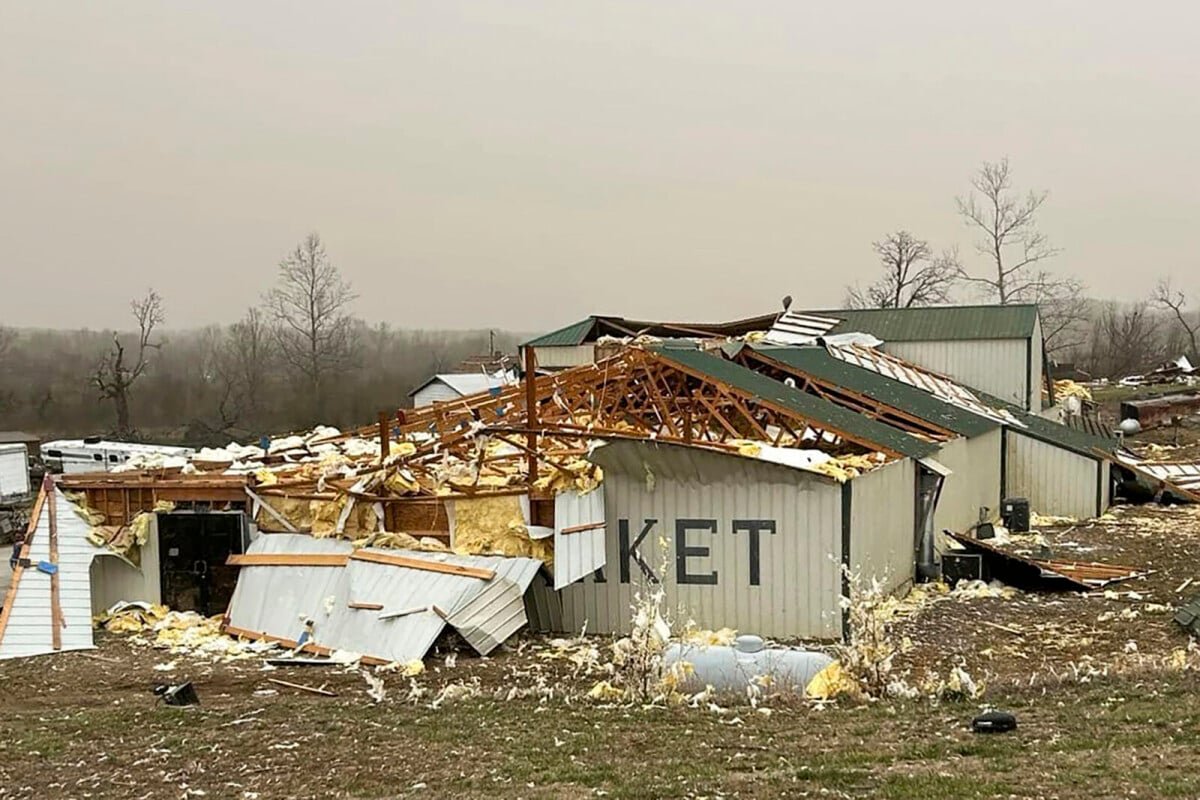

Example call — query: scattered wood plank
[350,550,495,580]
[267,678,337,697]
[559,521,605,535]
[244,488,298,532]
[981,620,1024,636]
[348,602,384,611]
[78,651,122,664]
[0,482,48,650]
[226,553,349,567]
[48,478,61,651]
[1177,577,1195,594]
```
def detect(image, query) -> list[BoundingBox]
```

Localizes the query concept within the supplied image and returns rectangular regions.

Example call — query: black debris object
[971,710,1017,734]
[154,681,200,707]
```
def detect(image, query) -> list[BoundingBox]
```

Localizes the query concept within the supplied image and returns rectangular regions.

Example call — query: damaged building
[0,304,1181,664]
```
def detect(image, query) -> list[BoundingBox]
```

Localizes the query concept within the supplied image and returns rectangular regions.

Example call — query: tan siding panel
[558,442,844,640]
[849,459,915,596]
[1005,431,1101,518]
[532,345,595,368]
[886,339,1028,409]
[931,430,1002,543]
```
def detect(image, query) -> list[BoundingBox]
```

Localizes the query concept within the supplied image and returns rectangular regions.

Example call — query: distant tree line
[0,233,522,446]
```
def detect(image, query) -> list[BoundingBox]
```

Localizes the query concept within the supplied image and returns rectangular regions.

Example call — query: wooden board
[350,550,495,580]
[0,483,48,650]
[48,479,61,651]
[226,553,349,567]
[560,521,605,535]
[348,602,384,611]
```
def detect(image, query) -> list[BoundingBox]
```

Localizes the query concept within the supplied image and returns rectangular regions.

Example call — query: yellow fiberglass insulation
[310,496,379,537]
[255,496,315,532]
[452,495,553,566]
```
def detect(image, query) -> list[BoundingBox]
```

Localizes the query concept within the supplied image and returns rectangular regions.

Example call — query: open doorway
[157,512,246,615]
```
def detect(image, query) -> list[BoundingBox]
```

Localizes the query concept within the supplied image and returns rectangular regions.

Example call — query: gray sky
[3,2,1198,332]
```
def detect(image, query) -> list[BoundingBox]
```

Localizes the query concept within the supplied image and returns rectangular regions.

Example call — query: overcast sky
[3,2,1198,332]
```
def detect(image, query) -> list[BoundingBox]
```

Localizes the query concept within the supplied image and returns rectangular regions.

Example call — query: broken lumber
[267,678,337,697]
[349,550,495,580]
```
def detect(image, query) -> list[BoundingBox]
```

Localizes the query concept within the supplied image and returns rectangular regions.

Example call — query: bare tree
[846,231,958,309]
[1152,278,1199,361]
[0,327,14,364]
[267,233,357,421]
[1090,301,1165,379]
[955,158,1062,303]
[954,158,1089,354]
[93,290,165,438]
[1028,273,1090,358]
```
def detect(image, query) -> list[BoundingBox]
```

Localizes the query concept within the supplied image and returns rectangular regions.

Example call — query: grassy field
[4,634,1200,799]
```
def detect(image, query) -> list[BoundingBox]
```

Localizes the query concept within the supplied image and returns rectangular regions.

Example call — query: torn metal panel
[223,533,542,663]
[446,577,527,655]
[1113,453,1200,503]
[0,487,101,659]
[945,531,1140,591]
[224,534,353,645]
[827,343,1023,429]
[763,311,842,345]
[553,488,607,590]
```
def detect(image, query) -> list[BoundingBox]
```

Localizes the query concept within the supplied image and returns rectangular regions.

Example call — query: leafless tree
[954,158,1090,354]
[1152,278,1199,361]
[1090,301,1165,379]
[955,158,1062,303]
[0,327,14,363]
[93,289,165,438]
[845,231,958,309]
[1028,272,1090,358]
[267,233,357,420]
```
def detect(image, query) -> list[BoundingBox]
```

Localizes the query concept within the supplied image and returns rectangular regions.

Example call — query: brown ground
[4,501,1200,798]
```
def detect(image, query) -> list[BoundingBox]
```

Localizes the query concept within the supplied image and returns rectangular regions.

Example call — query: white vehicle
[41,438,194,474]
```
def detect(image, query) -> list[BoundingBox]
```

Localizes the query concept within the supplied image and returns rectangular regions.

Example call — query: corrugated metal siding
[558,441,844,640]
[819,304,1039,341]
[1005,430,1102,518]
[849,459,915,595]
[1100,460,1112,513]
[553,488,606,590]
[0,488,98,659]
[0,445,29,497]
[1030,315,1045,411]
[886,339,1029,409]
[532,344,595,368]
[225,534,542,662]
[89,514,162,613]
[931,430,1002,540]
[412,381,463,407]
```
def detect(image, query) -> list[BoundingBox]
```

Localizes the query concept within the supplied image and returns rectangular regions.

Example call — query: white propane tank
[662,634,833,693]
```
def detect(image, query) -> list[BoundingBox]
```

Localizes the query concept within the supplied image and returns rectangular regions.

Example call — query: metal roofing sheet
[763,311,841,345]
[553,488,607,590]
[804,304,1040,341]
[754,346,999,438]
[522,318,598,347]
[225,533,542,663]
[649,346,937,459]
[823,343,1022,429]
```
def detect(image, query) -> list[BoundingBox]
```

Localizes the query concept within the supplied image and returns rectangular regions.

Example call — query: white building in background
[0,444,31,498]
[409,371,516,407]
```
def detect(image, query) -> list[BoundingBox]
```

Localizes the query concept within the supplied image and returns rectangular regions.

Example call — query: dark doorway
[158,512,246,615]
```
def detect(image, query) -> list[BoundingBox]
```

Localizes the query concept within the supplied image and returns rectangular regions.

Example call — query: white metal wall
[0,444,29,497]
[412,381,462,407]
[886,339,1029,409]
[1005,431,1103,519]
[849,459,915,596]
[0,488,98,659]
[1030,316,1045,411]
[931,429,1002,541]
[557,441,845,640]
[532,344,595,369]
[89,514,162,614]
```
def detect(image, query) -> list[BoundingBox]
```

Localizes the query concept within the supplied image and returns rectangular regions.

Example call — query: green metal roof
[649,346,937,460]
[811,304,1040,342]
[976,390,1116,458]
[753,346,1000,438]
[521,318,597,347]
